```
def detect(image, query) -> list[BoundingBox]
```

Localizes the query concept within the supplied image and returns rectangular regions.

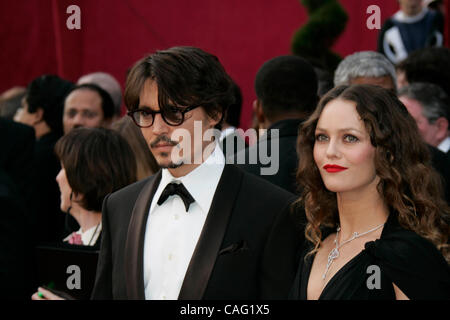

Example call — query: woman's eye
[315,134,328,142]
[344,134,358,143]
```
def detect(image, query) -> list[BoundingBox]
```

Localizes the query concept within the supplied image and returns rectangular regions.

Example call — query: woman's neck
[70,204,101,233]
[336,181,389,240]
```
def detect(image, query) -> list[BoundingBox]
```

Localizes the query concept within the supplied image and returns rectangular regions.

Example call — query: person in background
[0,118,36,298]
[0,117,35,213]
[377,0,444,64]
[32,127,137,300]
[54,127,137,247]
[15,74,74,243]
[111,115,159,180]
[77,72,123,121]
[395,47,450,98]
[236,55,318,195]
[334,51,396,91]
[291,84,449,300]
[62,83,117,235]
[398,82,449,154]
[63,83,115,134]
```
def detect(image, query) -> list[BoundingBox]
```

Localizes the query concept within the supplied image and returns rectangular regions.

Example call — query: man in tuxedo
[91,46,302,300]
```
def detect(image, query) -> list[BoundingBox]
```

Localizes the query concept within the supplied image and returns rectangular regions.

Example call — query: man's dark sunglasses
[127,105,201,127]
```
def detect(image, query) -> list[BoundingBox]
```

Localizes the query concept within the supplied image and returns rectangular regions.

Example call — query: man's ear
[206,109,222,129]
[253,99,265,128]
[32,107,45,125]
[434,117,449,141]
[71,190,84,204]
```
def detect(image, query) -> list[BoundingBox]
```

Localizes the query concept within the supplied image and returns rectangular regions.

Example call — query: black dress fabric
[290,213,450,300]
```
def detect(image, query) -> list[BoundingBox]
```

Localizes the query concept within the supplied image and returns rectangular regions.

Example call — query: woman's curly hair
[294,84,450,262]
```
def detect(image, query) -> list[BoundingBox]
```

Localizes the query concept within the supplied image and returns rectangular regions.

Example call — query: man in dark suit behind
[235,55,319,195]
[91,47,302,300]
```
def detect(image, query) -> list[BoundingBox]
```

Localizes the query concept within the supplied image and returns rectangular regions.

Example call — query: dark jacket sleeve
[260,198,306,299]
[91,194,113,299]
[364,230,450,300]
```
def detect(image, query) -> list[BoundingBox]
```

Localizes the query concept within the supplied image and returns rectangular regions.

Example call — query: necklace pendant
[328,247,339,261]
[322,248,339,280]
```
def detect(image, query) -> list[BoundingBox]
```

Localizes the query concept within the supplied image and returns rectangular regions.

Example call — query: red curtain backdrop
[0,0,446,129]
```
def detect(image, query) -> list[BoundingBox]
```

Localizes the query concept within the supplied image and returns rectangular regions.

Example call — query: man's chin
[155,152,185,169]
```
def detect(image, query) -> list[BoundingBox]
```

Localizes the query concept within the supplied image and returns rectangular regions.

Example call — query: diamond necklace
[322,222,385,280]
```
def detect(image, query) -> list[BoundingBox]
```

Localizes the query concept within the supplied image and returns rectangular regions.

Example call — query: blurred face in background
[398,0,423,16]
[63,88,105,134]
[399,96,442,146]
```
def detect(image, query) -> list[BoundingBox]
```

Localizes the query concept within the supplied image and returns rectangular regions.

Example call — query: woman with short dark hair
[291,84,450,300]
[54,127,137,247]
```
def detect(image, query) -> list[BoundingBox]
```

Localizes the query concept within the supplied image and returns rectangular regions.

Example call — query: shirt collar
[220,126,237,141]
[159,142,225,213]
[80,223,102,246]
[64,223,102,245]
[437,136,450,153]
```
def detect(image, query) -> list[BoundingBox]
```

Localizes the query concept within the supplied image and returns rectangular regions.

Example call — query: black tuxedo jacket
[91,164,303,300]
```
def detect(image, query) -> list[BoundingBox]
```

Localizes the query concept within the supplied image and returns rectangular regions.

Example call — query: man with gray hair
[77,72,122,118]
[334,51,396,91]
[398,82,450,204]
[398,82,449,154]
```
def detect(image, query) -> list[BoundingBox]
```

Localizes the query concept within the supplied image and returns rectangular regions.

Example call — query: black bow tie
[157,182,195,212]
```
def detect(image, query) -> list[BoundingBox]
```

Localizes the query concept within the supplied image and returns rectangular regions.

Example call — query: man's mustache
[150,135,178,148]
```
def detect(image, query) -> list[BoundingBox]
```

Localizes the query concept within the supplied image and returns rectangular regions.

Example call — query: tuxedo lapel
[178,165,243,299]
[124,171,162,299]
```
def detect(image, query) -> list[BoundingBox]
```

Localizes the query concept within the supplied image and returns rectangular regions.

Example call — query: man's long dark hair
[124,46,235,129]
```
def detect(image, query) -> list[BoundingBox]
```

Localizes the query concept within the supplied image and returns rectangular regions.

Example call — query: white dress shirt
[437,136,450,153]
[143,142,225,300]
[219,126,237,142]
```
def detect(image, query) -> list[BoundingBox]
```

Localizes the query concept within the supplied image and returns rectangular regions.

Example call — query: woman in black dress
[291,84,450,300]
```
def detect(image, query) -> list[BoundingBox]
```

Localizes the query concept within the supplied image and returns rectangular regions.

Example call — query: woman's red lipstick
[323,164,348,173]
